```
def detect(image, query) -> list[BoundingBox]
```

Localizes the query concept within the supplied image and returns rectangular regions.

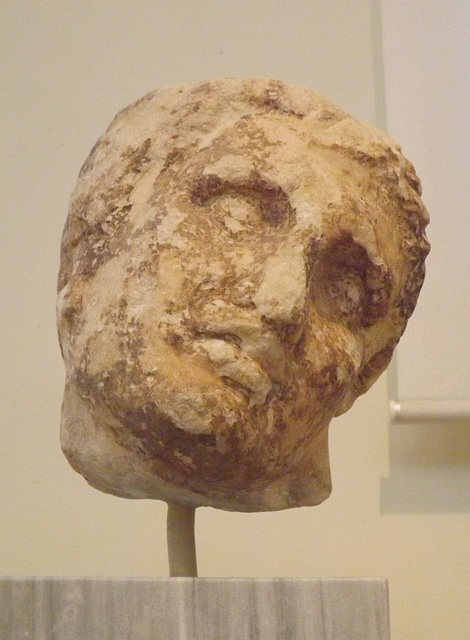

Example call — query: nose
[252,242,307,330]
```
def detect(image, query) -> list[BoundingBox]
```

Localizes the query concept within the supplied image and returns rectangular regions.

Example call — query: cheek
[301,304,364,393]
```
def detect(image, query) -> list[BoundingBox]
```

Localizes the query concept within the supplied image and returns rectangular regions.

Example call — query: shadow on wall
[381,419,470,514]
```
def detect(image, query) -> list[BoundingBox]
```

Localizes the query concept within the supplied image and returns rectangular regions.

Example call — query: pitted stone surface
[58,78,429,511]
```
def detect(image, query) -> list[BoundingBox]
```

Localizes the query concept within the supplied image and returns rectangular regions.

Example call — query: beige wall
[2,2,469,639]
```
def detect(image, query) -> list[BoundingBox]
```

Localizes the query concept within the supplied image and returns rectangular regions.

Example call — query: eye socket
[310,234,392,327]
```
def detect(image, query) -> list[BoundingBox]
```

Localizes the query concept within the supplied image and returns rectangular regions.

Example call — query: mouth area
[192,337,273,405]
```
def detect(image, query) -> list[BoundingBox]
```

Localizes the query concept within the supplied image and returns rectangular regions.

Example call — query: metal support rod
[166,502,198,577]
[390,399,470,424]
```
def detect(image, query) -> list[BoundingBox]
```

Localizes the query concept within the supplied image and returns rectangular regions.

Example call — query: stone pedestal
[0,577,390,639]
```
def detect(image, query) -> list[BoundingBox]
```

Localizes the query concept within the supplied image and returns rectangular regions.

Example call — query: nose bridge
[252,242,307,327]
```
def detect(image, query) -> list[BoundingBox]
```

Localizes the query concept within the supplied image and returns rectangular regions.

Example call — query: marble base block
[0,577,390,640]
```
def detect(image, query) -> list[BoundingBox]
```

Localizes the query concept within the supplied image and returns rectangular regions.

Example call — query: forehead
[60,79,423,292]
[166,113,391,244]
[195,114,321,188]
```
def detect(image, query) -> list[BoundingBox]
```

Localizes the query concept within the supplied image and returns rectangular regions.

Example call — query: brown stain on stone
[58,78,429,511]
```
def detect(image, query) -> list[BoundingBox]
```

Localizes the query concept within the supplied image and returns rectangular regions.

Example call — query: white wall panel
[381,1,470,422]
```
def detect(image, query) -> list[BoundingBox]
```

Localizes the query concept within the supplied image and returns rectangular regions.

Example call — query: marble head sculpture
[58,78,429,512]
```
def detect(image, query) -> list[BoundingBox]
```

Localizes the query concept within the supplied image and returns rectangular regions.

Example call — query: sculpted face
[58,79,429,511]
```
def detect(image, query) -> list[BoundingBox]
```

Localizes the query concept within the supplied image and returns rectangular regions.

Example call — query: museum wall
[1,2,469,639]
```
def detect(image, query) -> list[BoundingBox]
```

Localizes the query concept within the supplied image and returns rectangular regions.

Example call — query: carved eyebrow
[190,174,226,204]
[190,171,293,226]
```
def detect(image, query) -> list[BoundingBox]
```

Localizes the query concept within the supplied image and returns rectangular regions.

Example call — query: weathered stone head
[58,78,429,511]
